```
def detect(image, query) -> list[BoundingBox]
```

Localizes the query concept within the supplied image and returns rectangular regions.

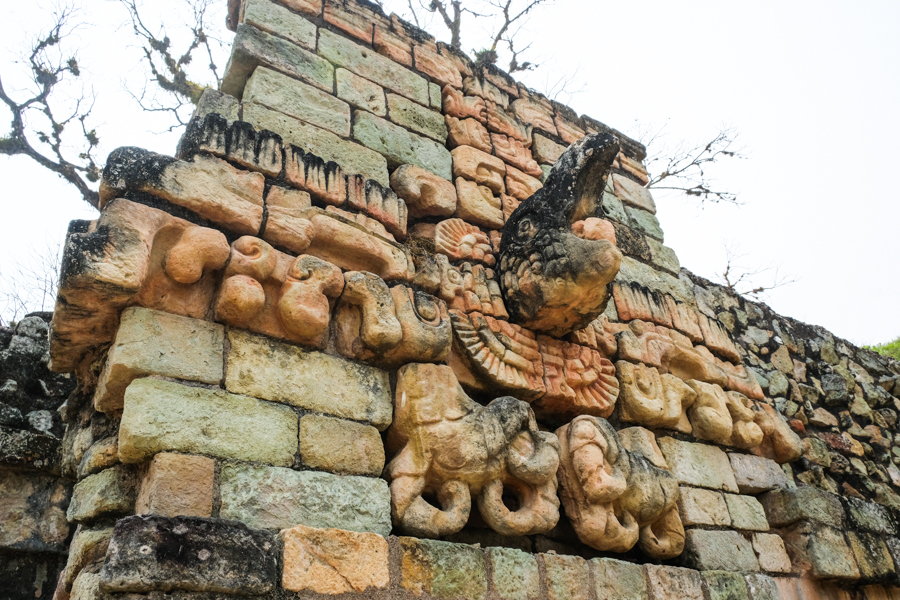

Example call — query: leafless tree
[0,5,101,208]
[391,0,554,74]
[637,121,745,205]
[0,240,62,326]
[118,0,228,129]
[717,242,797,300]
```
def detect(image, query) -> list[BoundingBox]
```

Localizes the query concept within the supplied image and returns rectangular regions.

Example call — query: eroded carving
[616,361,695,433]
[386,364,560,538]
[685,381,763,450]
[391,164,458,219]
[434,219,495,266]
[556,416,685,558]
[499,133,623,336]
[442,85,487,123]
[436,260,507,318]
[533,337,619,423]
[446,116,493,153]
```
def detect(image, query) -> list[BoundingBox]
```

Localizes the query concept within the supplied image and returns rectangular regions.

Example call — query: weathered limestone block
[101,148,266,235]
[449,310,545,400]
[325,204,397,241]
[678,486,731,527]
[222,23,333,96]
[219,463,391,535]
[353,110,452,178]
[214,236,343,348]
[323,0,383,42]
[334,274,451,369]
[843,497,897,535]
[490,547,540,600]
[135,452,215,518]
[50,200,230,371]
[455,176,504,229]
[543,553,591,600]
[702,571,751,600]
[345,177,410,238]
[0,426,62,474]
[400,537,487,599]
[60,525,113,592]
[226,329,392,429]
[728,453,788,494]
[239,0,317,50]
[337,67,387,115]
[846,531,895,582]
[244,66,351,137]
[534,337,619,422]
[726,494,770,532]
[612,173,656,214]
[759,487,845,527]
[118,378,298,466]
[492,133,542,177]
[645,564,704,600]
[698,312,742,364]
[387,92,448,142]
[67,465,137,523]
[443,85,487,122]
[373,24,413,67]
[779,521,860,580]
[94,308,224,413]
[616,361,696,432]
[556,416,685,558]
[487,102,532,143]
[281,524,390,594]
[178,112,283,177]
[499,133,623,336]
[447,115,493,153]
[751,533,792,573]
[452,145,507,194]
[532,133,566,164]
[99,515,278,594]
[465,75,509,107]
[385,364,560,538]
[505,165,543,201]
[391,163,457,218]
[510,98,557,135]
[299,414,385,476]
[592,557,648,600]
[615,152,650,185]
[0,470,70,551]
[556,114,586,145]
[413,44,463,88]
[658,436,740,492]
[434,218,496,265]
[683,529,760,572]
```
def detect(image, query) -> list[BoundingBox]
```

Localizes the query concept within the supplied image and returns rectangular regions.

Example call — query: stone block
[118,378,298,467]
[240,0,317,50]
[225,330,392,429]
[591,557,648,600]
[506,165,543,201]
[243,102,389,184]
[353,110,452,178]
[68,465,136,523]
[492,132,542,177]
[71,571,101,600]
[780,521,860,580]
[510,98,557,135]
[744,574,780,600]
[647,238,680,275]
[387,93,448,142]
[612,173,656,213]
[726,494,770,532]
[299,414,385,476]
[645,564,704,600]
[447,115,493,152]
[758,487,845,527]
[274,0,321,18]
[61,525,113,590]
[658,437,739,492]
[219,463,391,536]
[489,547,540,600]
[678,486,731,527]
[135,452,215,518]
[451,144,506,194]
[430,81,442,109]
[683,529,760,572]
[772,576,857,600]
[751,533,792,573]
[455,177,503,229]
[728,453,788,494]
[0,470,70,551]
[374,24,413,67]
[99,515,277,594]
[847,531,895,582]
[244,66,351,136]
[543,553,591,600]
[0,425,60,474]
[193,87,242,121]
[414,45,463,88]
[323,0,379,42]
[844,496,897,535]
[222,24,333,96]
[318,29,429,105]
[280,524,389,594]
[400,537,487,599]
[702,571,750,600]
[337,67,386,116]
[531,133,565,164]
[626,205,664,240]
[391,163,457,218]
[94,307,224,413]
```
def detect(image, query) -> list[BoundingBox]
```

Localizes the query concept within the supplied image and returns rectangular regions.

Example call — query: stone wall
[35,0,900,599]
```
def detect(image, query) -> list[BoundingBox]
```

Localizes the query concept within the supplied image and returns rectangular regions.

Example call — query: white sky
[1,0,898,346]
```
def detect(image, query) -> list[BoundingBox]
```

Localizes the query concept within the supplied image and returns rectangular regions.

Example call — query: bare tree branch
[718,242,797,300]
[0,239,62,326]
[0,5,101,208]
[639,122,746,205]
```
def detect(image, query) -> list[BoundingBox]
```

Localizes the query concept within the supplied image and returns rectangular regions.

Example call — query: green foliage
[865,337,900,361]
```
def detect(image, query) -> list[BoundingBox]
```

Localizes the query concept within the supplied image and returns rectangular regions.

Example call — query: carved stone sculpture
[556,416,685,558]
[533,337,619,423]
[751,402,803,464]
[686,381,763,449]
[214,237,344,349]
[434,219,495,266]
[334,274,451,369]
[386,364,560,538]
[498,133,623,336]
[616,361,695,433]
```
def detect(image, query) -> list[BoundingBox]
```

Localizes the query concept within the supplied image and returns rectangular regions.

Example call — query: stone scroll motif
[385,364,560,539]
[556,416,685,558]
[214,236,344,349]
[498,133,624,336]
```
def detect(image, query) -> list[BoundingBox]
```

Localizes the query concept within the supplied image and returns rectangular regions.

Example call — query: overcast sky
[1,0,897,346]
